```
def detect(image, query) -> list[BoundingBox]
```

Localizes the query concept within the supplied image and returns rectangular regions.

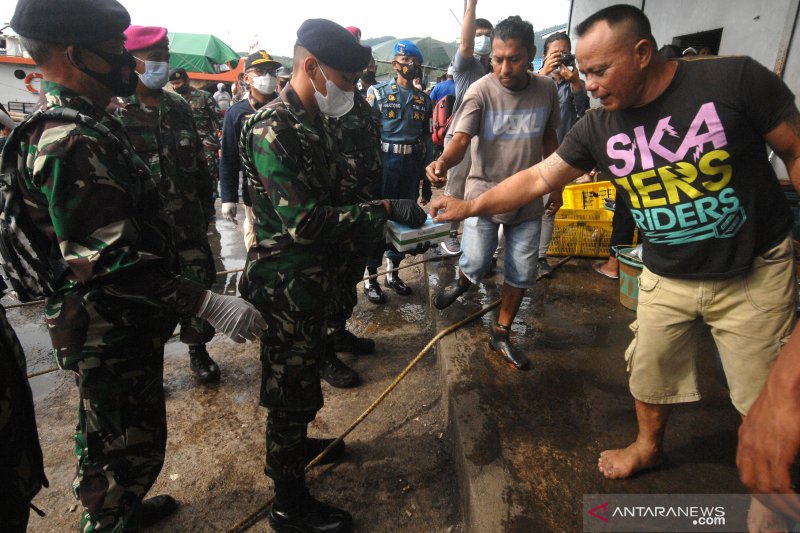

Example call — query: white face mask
[311,65,354,118]
[137,60,169,90]
[251,74,277,96]
[474,35,492,57]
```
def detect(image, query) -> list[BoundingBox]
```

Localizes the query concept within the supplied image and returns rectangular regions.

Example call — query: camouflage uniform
[116,90,216,346]
[9,81,204,532]
[325,93,383,335]
[177,86,221,216]
[238,84,386,485]
[0,303,47,532]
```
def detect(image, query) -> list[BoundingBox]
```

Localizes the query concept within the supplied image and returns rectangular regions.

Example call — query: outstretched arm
[459,0,478,58]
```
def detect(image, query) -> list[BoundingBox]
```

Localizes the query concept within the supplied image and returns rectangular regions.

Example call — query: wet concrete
[429,256,746,533]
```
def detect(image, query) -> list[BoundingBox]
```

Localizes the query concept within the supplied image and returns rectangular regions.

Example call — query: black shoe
[433,278,470,310]
[305,437,346,466]
[320,354,360,388]
[141,494,178,528]
[384,275,412,296]
[333,330,375,355]
[189,345,221,384]
[269,494,352,533]
[363,280,386,304]
[489,330,529,370]
[537,257,553,278]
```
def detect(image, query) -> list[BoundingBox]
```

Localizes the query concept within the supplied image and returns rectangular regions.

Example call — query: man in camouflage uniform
[116,26,220,384]
[7,1,266,530]
[169,67,220,218]
[0,303,47,532]
[319,86,385,388]
[239,18,425,533]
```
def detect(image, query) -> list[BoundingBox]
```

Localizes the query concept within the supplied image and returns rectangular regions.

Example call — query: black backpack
[0,108,132,301]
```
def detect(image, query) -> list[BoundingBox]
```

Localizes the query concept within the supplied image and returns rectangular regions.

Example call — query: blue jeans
[459,216,541,289]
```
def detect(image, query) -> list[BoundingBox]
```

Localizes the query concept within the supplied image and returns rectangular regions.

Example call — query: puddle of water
[399,303,426,323]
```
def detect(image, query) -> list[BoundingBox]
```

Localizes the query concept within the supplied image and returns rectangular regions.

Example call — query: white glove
[195,291,267,343]
[221,202,238,223]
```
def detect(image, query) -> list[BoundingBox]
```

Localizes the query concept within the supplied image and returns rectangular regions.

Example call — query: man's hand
[539,53,561,77]
[386,199,427,228]
[429,196,473,222]
[221,202,238,223]
[195,291,267,343]
[737,324,800,521]
[561,64,581,86]
[426,159,448,188]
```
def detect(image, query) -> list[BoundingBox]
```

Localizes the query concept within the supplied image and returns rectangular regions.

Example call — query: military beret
[11,0,131,44]
[124,25,169,52]
[296,19,372,73]
[394,40,423,63]
[169,68,188,81]
[244,50,281,72]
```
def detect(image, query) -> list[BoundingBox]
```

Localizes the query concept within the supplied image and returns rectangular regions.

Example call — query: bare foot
[592,259,619,279]
[748,496,789,533]
[598,441,663,479]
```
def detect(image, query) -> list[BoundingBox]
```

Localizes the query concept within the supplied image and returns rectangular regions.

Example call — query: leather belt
[380,141,420,155]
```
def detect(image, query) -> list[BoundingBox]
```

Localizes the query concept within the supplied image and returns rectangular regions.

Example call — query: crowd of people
[0,1,799,533]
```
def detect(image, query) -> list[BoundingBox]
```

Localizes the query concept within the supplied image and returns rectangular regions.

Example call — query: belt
[380,141,421,155]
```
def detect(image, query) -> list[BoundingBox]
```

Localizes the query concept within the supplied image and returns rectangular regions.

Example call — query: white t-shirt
[453,72,560,224]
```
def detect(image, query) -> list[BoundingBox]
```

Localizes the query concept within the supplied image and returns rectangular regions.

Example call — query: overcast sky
[2,0,571,58]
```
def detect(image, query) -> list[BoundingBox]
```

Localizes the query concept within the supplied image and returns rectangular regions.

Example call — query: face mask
[396,61,418,81]
[137,60,169,90]
[75,46,138,96]
[311,65,354,118]
[175,83,191,95]
[250,74,277,96]
[474,35,492,56]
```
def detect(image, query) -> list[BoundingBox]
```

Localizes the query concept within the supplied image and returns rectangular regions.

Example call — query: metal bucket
[615,247,643,311]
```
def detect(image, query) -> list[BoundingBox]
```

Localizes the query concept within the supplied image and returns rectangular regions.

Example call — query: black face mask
[73,46,138,97]
[361,70,376,84]
[396,62,418,81]
[175,84,192,95]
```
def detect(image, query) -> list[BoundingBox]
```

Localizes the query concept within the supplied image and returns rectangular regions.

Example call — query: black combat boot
[363,268,386,304]
[384,258,412,295]
[269,481,352,533]
[189,344,220,384]
[140,494,178,528]
[319,341,360,388]
[333,329,375,355]
[433,276,471,309]
[488,324,529,370]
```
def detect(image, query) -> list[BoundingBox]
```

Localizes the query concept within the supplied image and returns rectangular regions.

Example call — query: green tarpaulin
[167,32,240,74]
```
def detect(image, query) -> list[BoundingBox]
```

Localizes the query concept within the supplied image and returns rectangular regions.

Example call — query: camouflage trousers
[326,240,367,336]
[203,145,220,200]
[239,253,329,482]
[45,292,175,532]
[176,239,216,345]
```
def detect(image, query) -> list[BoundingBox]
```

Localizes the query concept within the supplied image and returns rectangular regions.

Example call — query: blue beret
[297,18,373,73]
[394,40,423,63]
[11,0,131,44]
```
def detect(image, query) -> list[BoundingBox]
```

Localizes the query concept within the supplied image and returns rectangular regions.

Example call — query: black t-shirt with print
[557,56,795,279]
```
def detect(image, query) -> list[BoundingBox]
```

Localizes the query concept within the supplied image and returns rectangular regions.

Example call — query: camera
[560,53,575,67]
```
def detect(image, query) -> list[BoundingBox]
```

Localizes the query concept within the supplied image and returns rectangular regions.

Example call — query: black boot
[363,272,386,305]
[320,342,360,388]
[333,329,375,355]
[189,345,220,384]
[141,494,178,528]
[433,276,471,310]
[488,324,529,370]
[384,258,412,295]
[270,481,352,533]
[304,437,346,466]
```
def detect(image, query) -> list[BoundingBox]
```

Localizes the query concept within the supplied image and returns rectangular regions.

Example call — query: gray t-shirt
[454,72,560,224]
[452,50,489,112]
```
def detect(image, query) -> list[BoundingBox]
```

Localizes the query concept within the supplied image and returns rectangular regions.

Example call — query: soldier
[320,62,385,388]
[219,50,281,249]
[169,67,221,218]
[0,303,47,532]
[365,40,434,304]
[7,0,266,530]
[115,25,221,384]
[238,18,425,532]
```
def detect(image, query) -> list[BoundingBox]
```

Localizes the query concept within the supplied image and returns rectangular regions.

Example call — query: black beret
[11,0,131,44]
[169,68,188,82]
[296,19,372,73]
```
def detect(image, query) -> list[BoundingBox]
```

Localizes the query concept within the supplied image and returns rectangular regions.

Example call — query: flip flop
[592,261,619,280]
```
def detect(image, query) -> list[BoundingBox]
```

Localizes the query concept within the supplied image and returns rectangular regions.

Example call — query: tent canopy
[167,32,240,74]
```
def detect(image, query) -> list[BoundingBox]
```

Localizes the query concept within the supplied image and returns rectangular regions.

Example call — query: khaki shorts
[626,233,796,414]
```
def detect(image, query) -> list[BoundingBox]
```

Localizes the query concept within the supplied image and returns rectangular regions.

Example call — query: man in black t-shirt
[428,4,800,527]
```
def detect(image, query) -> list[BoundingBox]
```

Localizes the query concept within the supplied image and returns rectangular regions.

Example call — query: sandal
[592,261,619,280]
